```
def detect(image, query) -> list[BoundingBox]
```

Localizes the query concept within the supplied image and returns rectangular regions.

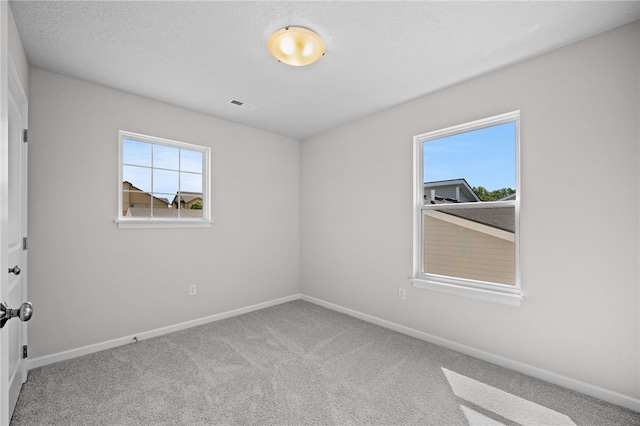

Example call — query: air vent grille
[229,99,258,111]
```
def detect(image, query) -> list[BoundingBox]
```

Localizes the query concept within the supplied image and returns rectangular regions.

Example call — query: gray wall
[28,69,301,358]
[301,22,640,399]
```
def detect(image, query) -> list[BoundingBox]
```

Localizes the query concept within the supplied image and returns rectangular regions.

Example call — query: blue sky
[423,121,516,191]
[122,139,203,198]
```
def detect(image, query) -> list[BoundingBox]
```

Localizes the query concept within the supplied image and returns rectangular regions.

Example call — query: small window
[412,111,521,305]
[117,131,211,229]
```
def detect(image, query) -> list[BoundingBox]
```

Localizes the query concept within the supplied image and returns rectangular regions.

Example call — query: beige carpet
[11,300,640,425]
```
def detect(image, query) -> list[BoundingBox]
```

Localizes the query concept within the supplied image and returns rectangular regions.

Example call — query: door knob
[0,302,32,328]
[8,265,21,275]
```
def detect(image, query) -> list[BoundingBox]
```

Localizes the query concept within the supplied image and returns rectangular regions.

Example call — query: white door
[0,57,30,425]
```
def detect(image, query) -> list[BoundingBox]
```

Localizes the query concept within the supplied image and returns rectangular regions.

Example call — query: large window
[117,131,211,228]
[413,111,521,305]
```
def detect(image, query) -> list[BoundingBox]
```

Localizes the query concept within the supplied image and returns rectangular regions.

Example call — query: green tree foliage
[189,200,203,210]
[472,186,515,201]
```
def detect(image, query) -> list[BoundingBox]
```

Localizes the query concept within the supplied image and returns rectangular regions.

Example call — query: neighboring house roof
[171,192,203,205]
[123,181,145,192]
[123,181,170,206]
[443,207,515,233]
[126,207,204,218]
[498,193,516,201]
[423,179,514,233]
[423,178,481,203]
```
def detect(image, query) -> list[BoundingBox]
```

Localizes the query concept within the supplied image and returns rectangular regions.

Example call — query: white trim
[0,4,10,424]
[7,55,28,391]
[415,111,521,144]
[7,59,27,114]
[413,130,425,282]
[28,294,300,370]
[116,218,212,229]
[300,295,640,413]
[411,277,523,306]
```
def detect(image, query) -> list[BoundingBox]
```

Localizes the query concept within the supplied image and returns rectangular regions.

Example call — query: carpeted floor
[10,300,640,425]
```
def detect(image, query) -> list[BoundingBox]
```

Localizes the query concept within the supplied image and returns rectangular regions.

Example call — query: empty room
[1,1,639,425]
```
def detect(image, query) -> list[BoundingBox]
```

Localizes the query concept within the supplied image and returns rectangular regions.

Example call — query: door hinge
[23,237,28,251]
[22,345,27,359]
[23,129,28,143]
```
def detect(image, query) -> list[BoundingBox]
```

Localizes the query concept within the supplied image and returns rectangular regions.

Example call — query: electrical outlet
[398,288,406,301]
[189,284,197,296]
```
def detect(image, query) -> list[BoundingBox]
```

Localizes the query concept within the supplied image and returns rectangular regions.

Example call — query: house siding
[423,213,515,285]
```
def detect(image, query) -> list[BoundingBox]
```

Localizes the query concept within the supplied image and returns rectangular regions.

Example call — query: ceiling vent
[229,99,257,111]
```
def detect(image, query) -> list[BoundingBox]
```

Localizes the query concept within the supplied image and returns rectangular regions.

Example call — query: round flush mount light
[267,26,325,67]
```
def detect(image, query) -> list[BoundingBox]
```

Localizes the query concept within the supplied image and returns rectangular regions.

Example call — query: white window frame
[117,131,212,229]
[412,111,522,306]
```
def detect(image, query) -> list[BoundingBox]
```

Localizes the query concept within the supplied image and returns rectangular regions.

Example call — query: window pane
[123,165,151,193]
[423,122,515,204]
[184,208,203,218]
[123,191,151,217]
[119,131,210,226]
[177,195,204,218]
[180,172,203,193]
[181,149,203,173]
[422,206,515,285]
[153,169,179,195]
[150,193,173,217]
[153,144,179,170]
[122,139,151,167]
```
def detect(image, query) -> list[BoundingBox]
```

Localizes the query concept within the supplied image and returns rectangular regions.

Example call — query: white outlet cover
[398,288,406,300]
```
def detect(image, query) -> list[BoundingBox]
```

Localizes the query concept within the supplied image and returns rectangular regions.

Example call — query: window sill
[411,276,523,307]
[116,218,213,229]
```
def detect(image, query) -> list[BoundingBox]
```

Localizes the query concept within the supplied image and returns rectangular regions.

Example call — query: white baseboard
[300,294,640,413]
[28,292,640,413]
[28,294,300,370]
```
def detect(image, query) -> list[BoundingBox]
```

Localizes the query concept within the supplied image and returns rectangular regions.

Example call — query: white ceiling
[10,1,640,140]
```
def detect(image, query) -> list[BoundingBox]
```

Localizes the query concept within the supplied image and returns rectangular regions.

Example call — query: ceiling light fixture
[267,26,325,67]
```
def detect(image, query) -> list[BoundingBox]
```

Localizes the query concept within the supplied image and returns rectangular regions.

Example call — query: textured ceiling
[10,1,640,140]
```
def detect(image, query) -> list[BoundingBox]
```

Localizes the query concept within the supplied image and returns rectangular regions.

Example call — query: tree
[189,200,203,210]
[472,186,515,201]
